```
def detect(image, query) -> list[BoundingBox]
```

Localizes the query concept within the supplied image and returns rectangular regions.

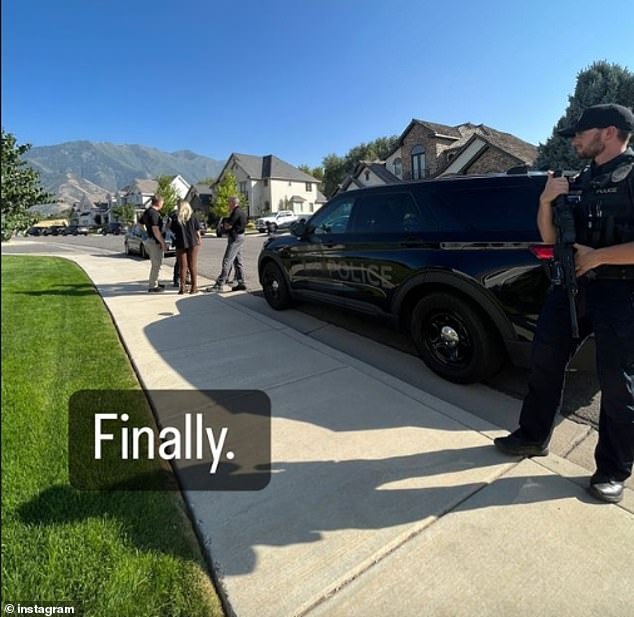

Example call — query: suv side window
[428,185,539,233]
[351,192,424,234]
[310,197,354,234]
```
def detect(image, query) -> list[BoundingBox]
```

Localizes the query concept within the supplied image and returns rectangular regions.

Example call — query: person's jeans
[217,234,245,284]
[144,240,163,289]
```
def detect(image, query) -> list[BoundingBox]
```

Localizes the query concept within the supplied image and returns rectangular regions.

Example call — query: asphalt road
[6,232,601,429]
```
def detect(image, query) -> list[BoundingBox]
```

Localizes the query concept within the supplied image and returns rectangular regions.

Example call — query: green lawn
[1,256,224,617]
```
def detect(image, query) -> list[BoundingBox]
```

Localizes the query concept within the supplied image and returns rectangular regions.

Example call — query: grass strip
[1,256,223,617]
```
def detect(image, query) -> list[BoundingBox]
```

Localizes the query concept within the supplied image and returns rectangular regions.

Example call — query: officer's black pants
[519,280,634,481]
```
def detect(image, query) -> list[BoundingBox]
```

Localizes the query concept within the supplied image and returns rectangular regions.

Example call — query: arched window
[411,145,426,180]
[393,157,402,178]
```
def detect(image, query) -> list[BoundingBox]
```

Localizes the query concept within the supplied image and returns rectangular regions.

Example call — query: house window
[306,182,312,191]
[393,157,402,178]
[263,179,269,187]
[239,181,247,194]
[264,201,270,211]
[411,145,427,180]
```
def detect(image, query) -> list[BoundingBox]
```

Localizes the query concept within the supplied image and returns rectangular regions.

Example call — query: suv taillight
[529,244,554,261]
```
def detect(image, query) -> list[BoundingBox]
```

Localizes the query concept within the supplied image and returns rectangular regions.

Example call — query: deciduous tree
[212,172,248,219]
[155,175,180,215]
[321,135,399,197]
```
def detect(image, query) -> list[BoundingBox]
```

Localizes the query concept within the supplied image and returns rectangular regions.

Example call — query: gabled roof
[121,178,158,194]
[191,183,213,195]
[363,162,400,184]
[220,153,320,183]
[437,125,537,175]
[470,125,537,164]
[316,190,327,203]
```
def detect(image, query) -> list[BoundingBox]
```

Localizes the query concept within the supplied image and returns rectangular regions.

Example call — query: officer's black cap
[558,104,634,137]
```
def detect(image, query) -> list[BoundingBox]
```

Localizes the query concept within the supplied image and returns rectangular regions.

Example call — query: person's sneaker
[493,430,549,457]
[587,477,624,503]
[148,287,164,293]
[173,281,180,288]
[157,283,166,288]
[204,282,230,293]
[231,283,247,292]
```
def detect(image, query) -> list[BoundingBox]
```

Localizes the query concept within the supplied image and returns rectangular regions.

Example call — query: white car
[256,210,298,233]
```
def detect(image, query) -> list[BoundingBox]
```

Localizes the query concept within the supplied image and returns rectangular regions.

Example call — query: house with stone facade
[338,119,537,194]
[214,153,324,219]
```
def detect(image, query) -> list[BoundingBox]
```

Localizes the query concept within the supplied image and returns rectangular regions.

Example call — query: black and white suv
[258,172,553,384]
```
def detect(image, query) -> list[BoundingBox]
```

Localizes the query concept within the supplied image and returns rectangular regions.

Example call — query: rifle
[551,171,581,338]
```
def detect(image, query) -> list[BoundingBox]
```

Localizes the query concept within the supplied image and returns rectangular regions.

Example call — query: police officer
[495,103,634,503]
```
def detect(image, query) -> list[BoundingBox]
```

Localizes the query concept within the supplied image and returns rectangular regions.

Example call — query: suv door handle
[400,239,438,249]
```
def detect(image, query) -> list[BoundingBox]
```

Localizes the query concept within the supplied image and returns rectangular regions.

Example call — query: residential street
[6,233,601,435]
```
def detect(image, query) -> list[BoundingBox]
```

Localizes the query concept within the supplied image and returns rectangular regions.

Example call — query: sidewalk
[7,247,634,617]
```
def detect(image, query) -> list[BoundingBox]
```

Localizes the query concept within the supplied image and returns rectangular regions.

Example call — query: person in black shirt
[170,199,201,294]
[206,195,247,292]
[142,195,166,292]
[495,104,634,503]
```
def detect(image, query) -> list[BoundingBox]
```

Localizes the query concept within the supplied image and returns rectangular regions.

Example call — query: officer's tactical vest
[571,150,634,279]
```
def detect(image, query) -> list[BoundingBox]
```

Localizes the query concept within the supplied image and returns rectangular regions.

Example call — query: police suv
[258,172,554,384]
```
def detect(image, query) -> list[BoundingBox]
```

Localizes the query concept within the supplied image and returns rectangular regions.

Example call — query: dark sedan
[124,224,176,258]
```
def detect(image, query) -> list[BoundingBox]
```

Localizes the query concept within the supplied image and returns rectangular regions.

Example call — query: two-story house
[214,153,323,218]
[118,175,191,219]
[184,183,215,221]
[338,119,537,193]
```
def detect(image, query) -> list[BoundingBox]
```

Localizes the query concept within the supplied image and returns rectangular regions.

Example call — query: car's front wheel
[261,262,293,310]
[410,292,503,384]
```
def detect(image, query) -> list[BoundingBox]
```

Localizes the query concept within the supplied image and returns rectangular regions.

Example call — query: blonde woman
[170,200,202,294]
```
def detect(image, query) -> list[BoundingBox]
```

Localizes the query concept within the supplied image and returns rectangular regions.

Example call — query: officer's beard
[574,131,606,160]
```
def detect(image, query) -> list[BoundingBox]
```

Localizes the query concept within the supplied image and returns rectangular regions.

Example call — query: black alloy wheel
[261,262,293,310]
[411,292,503,384]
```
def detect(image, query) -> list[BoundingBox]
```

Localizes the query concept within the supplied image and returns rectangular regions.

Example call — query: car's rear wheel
[261,262,293,310]
[410,292,503,384]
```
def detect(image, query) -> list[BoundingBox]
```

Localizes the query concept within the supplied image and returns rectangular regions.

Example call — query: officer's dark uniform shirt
[571,147,634,279]
[226,206,247,240]
[142,207,163,244]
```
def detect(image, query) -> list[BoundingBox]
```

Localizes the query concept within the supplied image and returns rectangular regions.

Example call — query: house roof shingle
[231,153,319,183]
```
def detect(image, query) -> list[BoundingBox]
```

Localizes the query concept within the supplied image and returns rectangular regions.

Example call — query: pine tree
[535,61,634,170]
[1,129,52,240]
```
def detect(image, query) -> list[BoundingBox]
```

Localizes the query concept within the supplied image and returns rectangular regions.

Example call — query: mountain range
[23,141,226,206]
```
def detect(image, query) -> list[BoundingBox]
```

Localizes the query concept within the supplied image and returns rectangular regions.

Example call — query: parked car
[44,225,67,236]
[124,224,175,258]
[26,226,47,237]
[258,172,553,384]
[256,210,299,233]
[102,222,127,235]
[62,224,90,236]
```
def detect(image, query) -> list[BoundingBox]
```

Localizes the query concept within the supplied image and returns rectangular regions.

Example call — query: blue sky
[2,0,632,168]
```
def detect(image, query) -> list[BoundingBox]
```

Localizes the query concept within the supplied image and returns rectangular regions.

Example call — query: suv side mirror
[290,220,311,237]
